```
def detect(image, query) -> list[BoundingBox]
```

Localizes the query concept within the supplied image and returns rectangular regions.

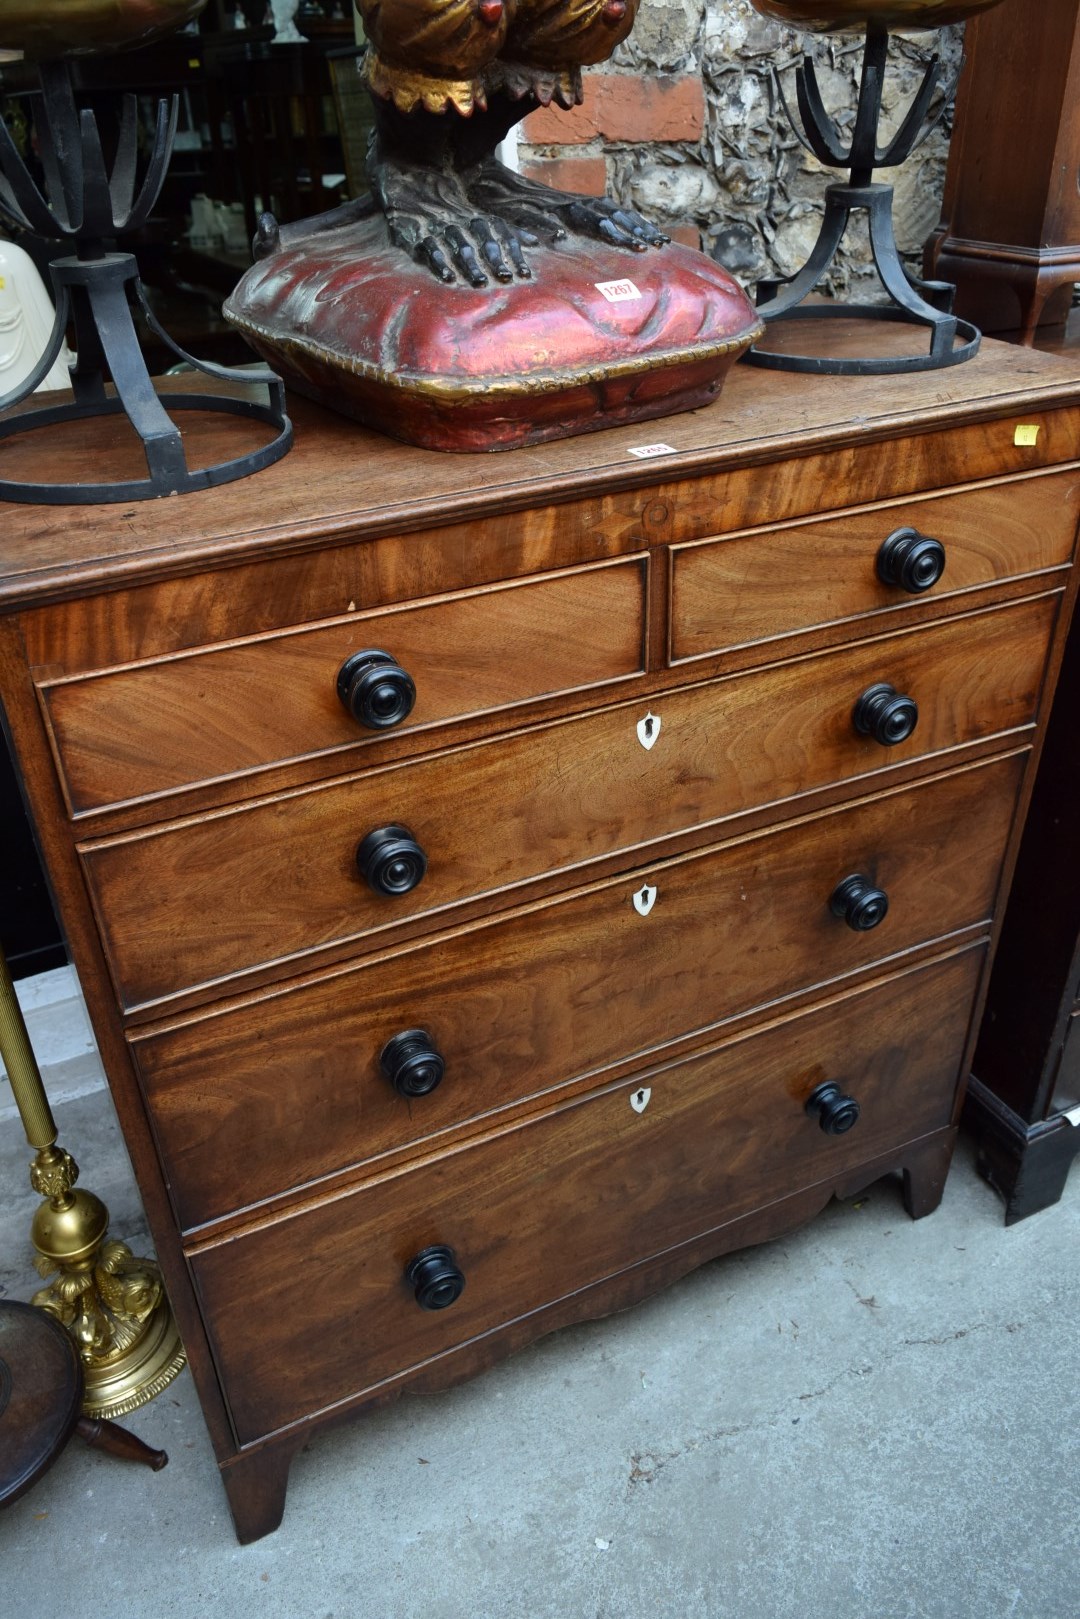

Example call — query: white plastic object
[270,0,305,41]
[0,237,74,395]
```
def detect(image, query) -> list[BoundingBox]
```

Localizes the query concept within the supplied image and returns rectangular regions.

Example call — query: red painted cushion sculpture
[225,0,762,450]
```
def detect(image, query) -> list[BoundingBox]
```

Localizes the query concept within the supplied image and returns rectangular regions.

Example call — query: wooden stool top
[0,1299,83,1508]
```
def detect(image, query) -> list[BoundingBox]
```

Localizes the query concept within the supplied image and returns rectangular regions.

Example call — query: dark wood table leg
[76,1415,168,1471]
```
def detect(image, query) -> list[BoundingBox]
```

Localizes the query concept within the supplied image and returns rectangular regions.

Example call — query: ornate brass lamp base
[2,954,185,1420]
[28,1149,187,1419]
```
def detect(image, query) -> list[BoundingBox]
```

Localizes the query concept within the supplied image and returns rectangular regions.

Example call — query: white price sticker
[627,443,676,459]
[595,279,642,303]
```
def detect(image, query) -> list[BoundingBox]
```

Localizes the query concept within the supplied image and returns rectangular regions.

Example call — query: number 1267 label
[595,279,643,303]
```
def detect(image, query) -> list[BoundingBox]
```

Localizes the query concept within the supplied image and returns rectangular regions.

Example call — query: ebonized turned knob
[356,824,427,896]
[853,682,919,746]
[405,1244,465,1310]
[805,1081,861,1137]
[380,1029,445,1097]
[829,874,889,932]
[337,649,416,730]
[876,527,946,594]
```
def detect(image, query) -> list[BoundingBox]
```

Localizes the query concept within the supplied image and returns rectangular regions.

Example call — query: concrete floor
[2,995,1078,1619]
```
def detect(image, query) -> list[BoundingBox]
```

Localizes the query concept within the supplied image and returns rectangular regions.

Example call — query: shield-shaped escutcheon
[633,883,657,916]
[637,712,661,750]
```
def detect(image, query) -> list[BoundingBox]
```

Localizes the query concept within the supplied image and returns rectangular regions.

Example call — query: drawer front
[84,594,1055,1010]
[670,468,1080,663]
[41,558,648,814]
[191,948,983,1444]
[137,753,1024,1230]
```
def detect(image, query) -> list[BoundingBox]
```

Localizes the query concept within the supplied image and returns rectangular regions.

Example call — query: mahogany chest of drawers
[2,341,1078,1542]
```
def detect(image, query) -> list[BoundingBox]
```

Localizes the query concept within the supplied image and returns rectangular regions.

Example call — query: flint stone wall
[518,0,963,296]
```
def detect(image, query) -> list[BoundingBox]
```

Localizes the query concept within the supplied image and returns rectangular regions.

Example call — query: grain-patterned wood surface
[40,558,648,813]
[669,466,1080,662]
[2,341,1079,607]
[191,949,983,1447]
[134,753,1023,1232]
[80,592,1057,1011]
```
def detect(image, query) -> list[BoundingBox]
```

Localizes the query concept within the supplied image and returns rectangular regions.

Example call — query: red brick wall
[518,70,706,248]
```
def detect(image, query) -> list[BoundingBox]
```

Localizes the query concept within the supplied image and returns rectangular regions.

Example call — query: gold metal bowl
[0,0,206,57]
[752,0,1004,30]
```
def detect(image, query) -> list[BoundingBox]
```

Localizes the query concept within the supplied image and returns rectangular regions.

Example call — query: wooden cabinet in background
[926,0,1080,342]
[968,596,1080,1220]
[962,319,1080,1221]
[1,338,1078,1541]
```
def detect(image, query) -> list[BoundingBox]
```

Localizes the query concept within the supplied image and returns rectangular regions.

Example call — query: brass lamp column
[0,946,185,1418]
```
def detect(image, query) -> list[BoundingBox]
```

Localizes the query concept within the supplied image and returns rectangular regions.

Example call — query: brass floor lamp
[0,942,185,1421]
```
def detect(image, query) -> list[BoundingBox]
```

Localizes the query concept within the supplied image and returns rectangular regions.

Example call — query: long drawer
[136,753,1024,1230]
[669,467,1080,662]
[83,593,1056,1010]
[39,557,648,815]
[190,948,983,1446]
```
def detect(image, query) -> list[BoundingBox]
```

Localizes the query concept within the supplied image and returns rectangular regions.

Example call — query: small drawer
[669,469,1080,663]
[135,752,1023,1230]
[83,592,1055,1011]
[190,948,983,1445]
[40,557,648,814]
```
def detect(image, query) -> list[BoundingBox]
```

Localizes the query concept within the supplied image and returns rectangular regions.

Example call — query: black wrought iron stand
[0,61,292,504]
[745,23,980,374]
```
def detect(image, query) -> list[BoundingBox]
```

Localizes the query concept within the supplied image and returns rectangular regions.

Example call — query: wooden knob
[405,1245,465,1310]
[805,1082,860,1136]
[380,1030,445,1097]
[337,650,416,731]
[853,682,918,746]
[876,528,946,594]
[829,874,889,932]
[356,825,427,896]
